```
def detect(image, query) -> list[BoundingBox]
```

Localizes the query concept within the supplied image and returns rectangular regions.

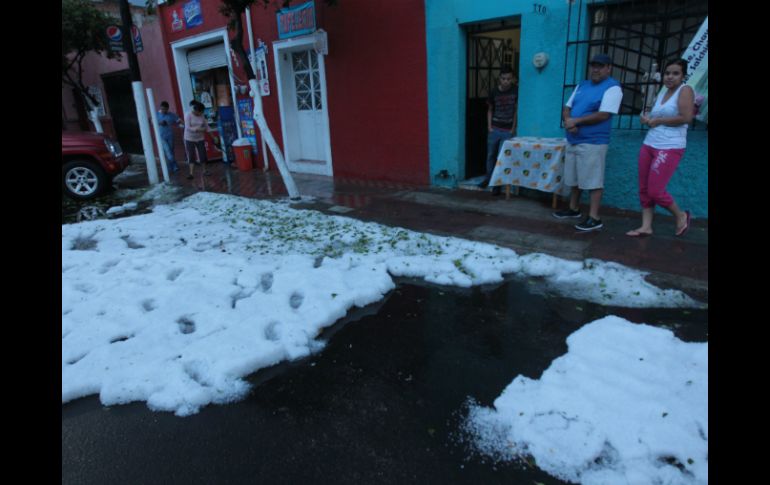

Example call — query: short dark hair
[160,101,169,108]
[500,66,514,75]
[193,101,205,112]
[664,58,688,74]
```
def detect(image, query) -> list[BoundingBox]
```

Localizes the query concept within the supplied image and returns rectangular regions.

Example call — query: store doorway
[170,32,243,164]
[102,71,142,154]
[465,21,520,182]
[274,38,332,176]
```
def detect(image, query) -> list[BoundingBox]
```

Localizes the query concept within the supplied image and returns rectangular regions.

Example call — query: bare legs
[626,203,688,236]
[626,207,654,236]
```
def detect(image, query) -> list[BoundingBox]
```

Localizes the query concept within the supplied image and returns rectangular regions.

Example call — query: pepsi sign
[107,25,123,52]
[106,25,143,53]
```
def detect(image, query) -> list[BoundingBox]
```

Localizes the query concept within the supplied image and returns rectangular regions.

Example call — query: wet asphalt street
[62,278,708,485]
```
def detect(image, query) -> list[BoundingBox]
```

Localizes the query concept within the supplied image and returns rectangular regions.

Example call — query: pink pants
[637,144,685,209]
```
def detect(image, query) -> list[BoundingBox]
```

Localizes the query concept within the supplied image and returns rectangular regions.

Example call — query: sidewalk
[120,160,708,302]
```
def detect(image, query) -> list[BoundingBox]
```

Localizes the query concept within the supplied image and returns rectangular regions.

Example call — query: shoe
[478,180,489,189]
[553,208,582,219]
[491,186,502,196]
[203,170,212,176]
[575,217,603,231]
[186,174,193,180]
[626,229,652,237]
[675,210,691,237]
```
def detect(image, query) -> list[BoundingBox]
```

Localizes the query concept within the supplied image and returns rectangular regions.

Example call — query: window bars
[563,0,708,130]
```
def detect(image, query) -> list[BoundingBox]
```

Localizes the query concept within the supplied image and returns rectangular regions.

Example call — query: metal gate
[466,22,519,178]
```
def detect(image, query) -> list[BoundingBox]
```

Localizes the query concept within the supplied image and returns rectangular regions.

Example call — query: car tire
[62,159,108,200]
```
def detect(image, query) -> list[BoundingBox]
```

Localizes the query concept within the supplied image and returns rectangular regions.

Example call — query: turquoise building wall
[425,0,708,218]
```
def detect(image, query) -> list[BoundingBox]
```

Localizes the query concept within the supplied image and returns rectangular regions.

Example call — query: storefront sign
[277,1,316,39]
[184,0,203,29]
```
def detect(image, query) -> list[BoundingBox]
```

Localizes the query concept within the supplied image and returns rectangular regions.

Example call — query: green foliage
[62,0,118,67]
[62,0,120,106]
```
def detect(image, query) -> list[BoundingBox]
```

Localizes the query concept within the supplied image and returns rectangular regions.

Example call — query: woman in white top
[626,58,695,237]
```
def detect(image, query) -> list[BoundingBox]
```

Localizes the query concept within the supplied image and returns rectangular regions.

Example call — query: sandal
[626,229,652,237]
[675,211,691,237]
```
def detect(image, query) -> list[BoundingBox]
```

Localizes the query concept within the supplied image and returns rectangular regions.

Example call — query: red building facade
[156,0,429,185]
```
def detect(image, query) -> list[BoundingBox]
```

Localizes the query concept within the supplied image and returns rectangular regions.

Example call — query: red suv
[62,131,131,200]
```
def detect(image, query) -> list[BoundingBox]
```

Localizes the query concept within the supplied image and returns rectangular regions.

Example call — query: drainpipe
[245,7,270,172]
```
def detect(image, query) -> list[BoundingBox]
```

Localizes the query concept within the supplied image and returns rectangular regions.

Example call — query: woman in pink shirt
[626,59,694,238]
[184,101,210,180]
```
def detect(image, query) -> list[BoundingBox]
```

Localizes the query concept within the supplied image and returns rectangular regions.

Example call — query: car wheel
[62,160,108,200]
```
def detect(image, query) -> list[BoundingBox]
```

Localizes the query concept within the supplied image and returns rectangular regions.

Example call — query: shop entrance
[102,71,142,154]
[274,38,332,176]
[465,20,520,182]
[170,32,242,164]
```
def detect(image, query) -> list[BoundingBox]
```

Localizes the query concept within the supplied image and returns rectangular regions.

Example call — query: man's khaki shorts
[564,143,608,190]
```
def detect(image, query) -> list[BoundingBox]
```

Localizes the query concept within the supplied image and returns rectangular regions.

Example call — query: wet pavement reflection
[62,277,707,485]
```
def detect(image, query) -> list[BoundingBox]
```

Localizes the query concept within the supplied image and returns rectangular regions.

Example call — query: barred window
[563,0,708,130]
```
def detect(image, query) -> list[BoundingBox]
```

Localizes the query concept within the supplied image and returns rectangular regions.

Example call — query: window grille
[563,0,708,130]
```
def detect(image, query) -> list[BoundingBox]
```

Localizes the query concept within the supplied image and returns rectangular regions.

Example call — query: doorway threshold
[457,175,487,191]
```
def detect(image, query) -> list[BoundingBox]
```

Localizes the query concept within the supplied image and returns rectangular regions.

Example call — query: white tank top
[643,84,690,149]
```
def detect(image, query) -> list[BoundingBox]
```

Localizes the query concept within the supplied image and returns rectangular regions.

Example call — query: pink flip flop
[675,210,691,237]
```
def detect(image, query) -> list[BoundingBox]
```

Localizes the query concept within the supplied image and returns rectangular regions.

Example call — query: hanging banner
[683,17,708,122]
[658,17,708,122]
[255,40,270,96]
[277,1,316,39]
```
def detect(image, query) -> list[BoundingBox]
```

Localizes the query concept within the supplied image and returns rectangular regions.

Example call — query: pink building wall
[62,5,177,147]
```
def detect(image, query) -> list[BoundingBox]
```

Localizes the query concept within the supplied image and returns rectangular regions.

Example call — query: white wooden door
[291,49,326,162]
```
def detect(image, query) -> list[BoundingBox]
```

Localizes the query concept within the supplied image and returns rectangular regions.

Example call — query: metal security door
[291,49,326,162]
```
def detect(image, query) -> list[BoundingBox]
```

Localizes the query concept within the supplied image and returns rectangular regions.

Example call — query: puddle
[62,277,706,484]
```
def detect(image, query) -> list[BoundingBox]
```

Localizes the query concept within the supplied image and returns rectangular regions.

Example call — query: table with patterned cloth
[488,137,569,206]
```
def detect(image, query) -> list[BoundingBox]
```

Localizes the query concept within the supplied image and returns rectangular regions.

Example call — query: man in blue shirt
[157,101,183,173]
[553,54,623,231]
